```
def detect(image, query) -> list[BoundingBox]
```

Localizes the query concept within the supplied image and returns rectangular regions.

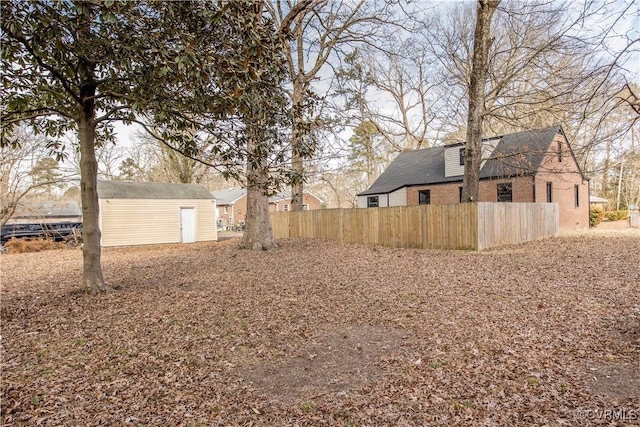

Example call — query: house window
[367,196,379,207]
[574,185,579,207]
[546,182,552,203]
[459,187,463,203]
[459,148,465,166]
[302,204,309,210]
[283,204,290,211]
[418,190,431,205]
[224,206,228,214]
[497,183,513,202]
[558,141,563,162]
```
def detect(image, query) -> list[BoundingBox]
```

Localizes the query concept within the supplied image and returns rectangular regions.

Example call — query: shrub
[590,207,605,227]
[4,237,65,254]
[603,210,629,221]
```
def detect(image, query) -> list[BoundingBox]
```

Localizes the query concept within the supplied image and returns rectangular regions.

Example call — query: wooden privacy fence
[270,202,559,251]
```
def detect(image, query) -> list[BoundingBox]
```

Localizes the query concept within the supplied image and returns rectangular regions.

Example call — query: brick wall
[534,134,589,230]
[407,176,534,205]
[407,182,461,205]
[407,177,588,231]
[478,177,535,202]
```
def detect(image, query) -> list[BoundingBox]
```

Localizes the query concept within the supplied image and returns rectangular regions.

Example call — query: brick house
[212,187,323,229]
[268,190,324,213]
[357,126,590,230]
[211,187,247,229]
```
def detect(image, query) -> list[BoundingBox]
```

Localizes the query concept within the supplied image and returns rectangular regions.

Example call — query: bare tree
[63,134,125,181]
[462,0,500,202]
[122,131,210,184]
[268,0,394,211]
[342,40,444,151]
[319,167,368,208]
[1,126,70,227]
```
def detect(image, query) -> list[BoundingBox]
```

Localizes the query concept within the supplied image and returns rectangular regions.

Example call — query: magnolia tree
[1,1,294,291]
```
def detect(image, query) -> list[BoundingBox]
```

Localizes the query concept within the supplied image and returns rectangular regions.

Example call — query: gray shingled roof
[98,181,214,200]
[358,146,452,196]
[480,126,560,178]
[359,126,563,196]
[210,187,247,205]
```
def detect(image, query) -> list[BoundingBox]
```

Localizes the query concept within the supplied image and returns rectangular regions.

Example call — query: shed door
[180,208,196,243]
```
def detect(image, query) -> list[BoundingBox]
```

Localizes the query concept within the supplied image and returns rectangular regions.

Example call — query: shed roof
[98,181,214,200]
[359,125,564,196]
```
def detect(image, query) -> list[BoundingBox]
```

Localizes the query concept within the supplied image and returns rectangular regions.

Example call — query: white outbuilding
[97,180,217,247]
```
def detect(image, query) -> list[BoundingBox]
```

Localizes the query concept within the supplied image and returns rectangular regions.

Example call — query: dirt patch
[588,363,640,399]
[587,305,640,400]
[241,326,409,405]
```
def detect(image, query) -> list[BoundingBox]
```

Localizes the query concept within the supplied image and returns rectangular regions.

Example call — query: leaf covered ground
[1,224,639,426]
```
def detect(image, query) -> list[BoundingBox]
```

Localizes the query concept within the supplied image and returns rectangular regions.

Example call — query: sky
[111,0,640,153]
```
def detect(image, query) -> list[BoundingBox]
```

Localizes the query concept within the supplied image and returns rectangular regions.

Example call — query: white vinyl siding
[388,187,407,206]
[444,145,465,177]
[445,139,501,177]
[99,198,217,247]
[480,138,500,169]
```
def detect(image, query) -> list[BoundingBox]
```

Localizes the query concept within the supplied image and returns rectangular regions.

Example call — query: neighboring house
[211,187,247,230]
[268,190,324,213]
[5,201,82,225]
[212,187,324,229]
[97,180,217,247]
[357,126,590,230]
[589,195,608,210]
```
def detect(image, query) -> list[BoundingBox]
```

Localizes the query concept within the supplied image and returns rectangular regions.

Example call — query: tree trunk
[77,3,107,293]
[601,138,612,199]
[239,186,277,251]
[291,152,304,210]
[462,0,499,203]
[290,78,305,211]
[79,115,107,292]
[239,135,277,251]
[367,132,376,187]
